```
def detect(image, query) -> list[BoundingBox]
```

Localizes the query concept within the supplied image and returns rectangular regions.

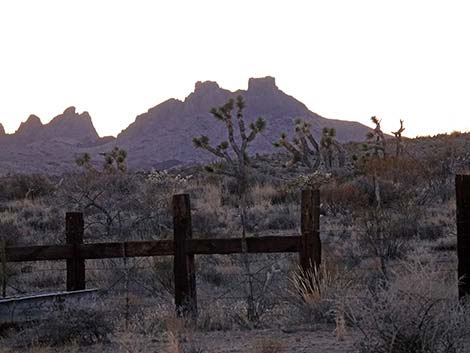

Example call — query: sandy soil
[104,326,356,353]
[1,327,358,353]
[185,327,357,353]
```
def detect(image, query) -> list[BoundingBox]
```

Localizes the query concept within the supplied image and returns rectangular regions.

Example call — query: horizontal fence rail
[5,236,302,262]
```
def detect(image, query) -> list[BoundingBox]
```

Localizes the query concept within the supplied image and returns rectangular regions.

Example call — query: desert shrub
[261,204,298,230]
[245,203,298,232]
[12,306,114,347]
[356,209,415,278]
[0,220,21,246]
[288,263,352,325]
[162,316,206,353]
[270,188,299,206]
[350,263,470,353]
[124,303,174,336]
[199,265,226,287]
[18,203,62,233]
[149,257,174,299]
[192,209,226,236]
[197,301,233,331]
[418,222,445,241]
[0,174,54,201]
[59,172,154,240]
[321,180,368,216]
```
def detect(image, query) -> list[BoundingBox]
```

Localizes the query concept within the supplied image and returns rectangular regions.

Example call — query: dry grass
[289,263,352,325]
[162,317,204,353]
[252,337,284,353]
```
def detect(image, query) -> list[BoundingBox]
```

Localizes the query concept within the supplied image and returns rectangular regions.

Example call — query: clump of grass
[162,316,205,353]
[288,263,352,327]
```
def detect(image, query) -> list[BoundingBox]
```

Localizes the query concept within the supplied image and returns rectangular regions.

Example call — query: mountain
[112,76,373,169]
[0,77,373,174]
[0,107,112,174]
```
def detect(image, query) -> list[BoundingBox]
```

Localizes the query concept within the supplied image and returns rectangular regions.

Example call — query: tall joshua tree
[101,147,128,173]
[392,119,405,157]
[193,95,266,322]
[75,152,93,171]
[366,116,386,158]
[320,127,346,169]
[193,95,266,192]
[363,116,387,208]
[273,118,321,169]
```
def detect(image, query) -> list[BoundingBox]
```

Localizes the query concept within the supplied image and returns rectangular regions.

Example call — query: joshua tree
[363,116,389,208]
[320,127,346,169]
[273,118,321,169]
[76,148,128,173]
[392,119,405,157]
[75,153,93,170]
[365,116,386,158]
[100,147,128,173]
[193,95,266,322]
[193,95,265,191]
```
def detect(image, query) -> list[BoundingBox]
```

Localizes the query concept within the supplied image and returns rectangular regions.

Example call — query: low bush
[0,174,54,201]
[12,306,114,347]
[350,262,470,353]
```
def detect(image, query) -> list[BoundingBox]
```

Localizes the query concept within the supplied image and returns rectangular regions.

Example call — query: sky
[0,0,469,138]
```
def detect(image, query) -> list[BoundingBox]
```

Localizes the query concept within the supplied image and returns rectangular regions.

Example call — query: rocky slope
[0,77,373,174]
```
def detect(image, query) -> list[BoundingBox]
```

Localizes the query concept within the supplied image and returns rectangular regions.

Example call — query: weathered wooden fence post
[300,189,321,272]
[173,194,197,317]
[456,174,470,299]
[66,212,85,291]
[0,240,6,297]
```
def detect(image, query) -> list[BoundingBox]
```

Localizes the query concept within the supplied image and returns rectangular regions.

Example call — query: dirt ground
[1,326,357,353]
[182,327,357,353]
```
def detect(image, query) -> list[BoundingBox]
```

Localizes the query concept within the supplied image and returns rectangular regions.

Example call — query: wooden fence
[2,189,321,317]
[3,174,470,314]
[456,174,470,299]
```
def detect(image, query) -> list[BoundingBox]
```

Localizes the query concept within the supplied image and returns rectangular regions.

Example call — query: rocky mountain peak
[16,114,43,135]
[0,123,5,135]
[248,76,278,92]
[194,81,220,94]
[183,80,231,114]
[26,114,42,124]
[63,106,77,115]
[46,107,99,142]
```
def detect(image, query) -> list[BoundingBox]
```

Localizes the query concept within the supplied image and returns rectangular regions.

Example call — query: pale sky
[1,0,469,138]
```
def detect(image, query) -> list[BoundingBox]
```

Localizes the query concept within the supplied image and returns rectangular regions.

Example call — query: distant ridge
[113,76,373,169]
[0,76,373,174]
